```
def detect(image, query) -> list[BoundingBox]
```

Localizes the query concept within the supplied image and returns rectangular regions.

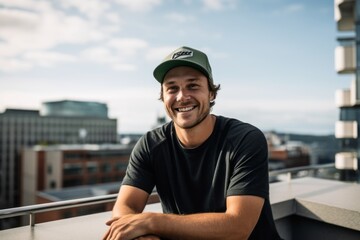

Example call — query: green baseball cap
[153,46,213,84]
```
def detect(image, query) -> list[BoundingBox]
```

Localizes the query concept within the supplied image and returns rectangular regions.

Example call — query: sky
[0,0,350,135]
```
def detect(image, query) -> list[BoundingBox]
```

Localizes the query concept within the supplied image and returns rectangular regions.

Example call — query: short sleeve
[226,128,269,199]
[121,135,156,194]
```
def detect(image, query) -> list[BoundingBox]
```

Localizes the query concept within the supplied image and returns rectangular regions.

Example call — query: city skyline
[0,0,347,135]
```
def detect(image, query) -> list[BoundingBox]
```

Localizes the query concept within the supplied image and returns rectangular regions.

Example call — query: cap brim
[153,59,210,83]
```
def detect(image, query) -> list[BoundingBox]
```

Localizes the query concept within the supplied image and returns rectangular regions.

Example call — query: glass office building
[0,100,117,219]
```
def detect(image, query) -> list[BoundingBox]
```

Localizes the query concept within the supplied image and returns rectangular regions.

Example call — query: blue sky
[0,0,349,135]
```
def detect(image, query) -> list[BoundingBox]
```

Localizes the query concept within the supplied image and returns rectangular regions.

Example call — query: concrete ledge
[0,177,359,239]
[270,177,360,232]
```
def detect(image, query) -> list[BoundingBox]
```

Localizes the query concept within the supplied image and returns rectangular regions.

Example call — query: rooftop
[0,172,359,240]
[38,182,122,201]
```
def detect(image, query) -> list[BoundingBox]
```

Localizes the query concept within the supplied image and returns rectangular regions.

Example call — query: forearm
[111,185,149,218]
[148,212,248,240]
[112,204,140,218]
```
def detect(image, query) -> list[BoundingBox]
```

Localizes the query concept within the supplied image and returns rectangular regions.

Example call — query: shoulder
[216,115,265,142]
[135,121,172,152]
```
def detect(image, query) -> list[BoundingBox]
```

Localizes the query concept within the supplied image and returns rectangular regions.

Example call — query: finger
[102,227,111,240]
[106,217,119,226]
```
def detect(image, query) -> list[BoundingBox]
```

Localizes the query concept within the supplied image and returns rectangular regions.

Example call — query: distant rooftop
[1,109,39,116]
[1,100,110,119]
[41,100,108,118]
[38,182,122,201]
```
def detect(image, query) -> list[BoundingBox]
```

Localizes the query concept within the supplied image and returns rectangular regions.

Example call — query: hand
[102,214,153,240]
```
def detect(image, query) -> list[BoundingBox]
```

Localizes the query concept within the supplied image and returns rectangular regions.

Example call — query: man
[103,46,282,240]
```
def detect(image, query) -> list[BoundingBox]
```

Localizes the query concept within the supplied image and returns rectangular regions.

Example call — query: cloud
[81,47,119,64]
[114,0,162,12]
[112,63,137,71]
[108,38,148,56]
[58,0,111,20]
[80,38,149,71]
[0,57,32,72]
[23,51,77,67]
[0,0,110,72]
[145,46,178,61]
[165,13,195,23]
[202,0,237,11]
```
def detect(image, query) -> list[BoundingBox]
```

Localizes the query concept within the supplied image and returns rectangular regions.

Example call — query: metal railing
[0,163,336,227]
[0,193,118,227]
[269,163,335,182]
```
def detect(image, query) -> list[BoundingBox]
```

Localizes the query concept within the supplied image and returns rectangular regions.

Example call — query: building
[41,100,109,118]
[334,0,360,180]
[0,100,117,217]
[21,144,131,208]
[265,132,310,170]
[35,182,120,224]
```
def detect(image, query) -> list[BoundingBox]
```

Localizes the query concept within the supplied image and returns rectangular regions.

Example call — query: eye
[188,84,199,90]
[166,86,178,93]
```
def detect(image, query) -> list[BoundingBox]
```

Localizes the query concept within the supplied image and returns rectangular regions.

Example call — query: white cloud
[108,38,148,56]
[105,12,122,24]
[0,8,40,30]
[81,47,119,64]
[0,57,32,72]
[113,63,137,71]
[145,46,178,61]
[165,13,195,23]
[42,13,105,45]
[23,51,77,67]
[0,0,52,11]
[58,0,110,20]
[114,0,162,12]
[202,0,236,11]
[0,0,109,72]
[81,38,149,71]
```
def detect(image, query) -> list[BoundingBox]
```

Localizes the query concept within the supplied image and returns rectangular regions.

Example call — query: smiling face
[162,66,214,130]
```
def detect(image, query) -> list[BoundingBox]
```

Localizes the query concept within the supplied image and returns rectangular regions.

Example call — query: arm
[104,194,264,240]
[149,195,264,240]
[111,185,150,218]
[103,185,160,240]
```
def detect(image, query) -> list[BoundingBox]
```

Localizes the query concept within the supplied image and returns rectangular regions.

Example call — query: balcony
[335,80,360,107]
[335,0,355,31]
[0,164,359,240]
[335,45,355,74]
[335,152,358,170]
[335,88,352,107]
[335,120,358,138]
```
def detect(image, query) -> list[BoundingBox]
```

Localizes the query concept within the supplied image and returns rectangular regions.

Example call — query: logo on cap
[172,50,193,60]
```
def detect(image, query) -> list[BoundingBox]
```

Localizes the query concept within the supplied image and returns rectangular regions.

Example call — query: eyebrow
[163,78,200,86]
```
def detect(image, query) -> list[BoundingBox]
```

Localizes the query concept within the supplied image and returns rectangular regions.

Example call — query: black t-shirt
[122,115,281,239]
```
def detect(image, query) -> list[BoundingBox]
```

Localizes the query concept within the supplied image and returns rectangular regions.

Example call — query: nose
[176,89,191,102]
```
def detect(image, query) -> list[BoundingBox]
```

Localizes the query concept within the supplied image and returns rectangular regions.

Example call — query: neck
[175,114,216,149]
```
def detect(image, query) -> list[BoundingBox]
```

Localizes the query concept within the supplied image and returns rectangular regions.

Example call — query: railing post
[287,172,292,182]
[30,212,35,227]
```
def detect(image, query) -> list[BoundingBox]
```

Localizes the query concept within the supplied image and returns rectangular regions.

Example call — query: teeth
[178,106,194,112]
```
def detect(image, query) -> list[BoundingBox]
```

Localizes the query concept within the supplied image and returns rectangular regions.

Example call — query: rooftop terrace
[0,165,359,240]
